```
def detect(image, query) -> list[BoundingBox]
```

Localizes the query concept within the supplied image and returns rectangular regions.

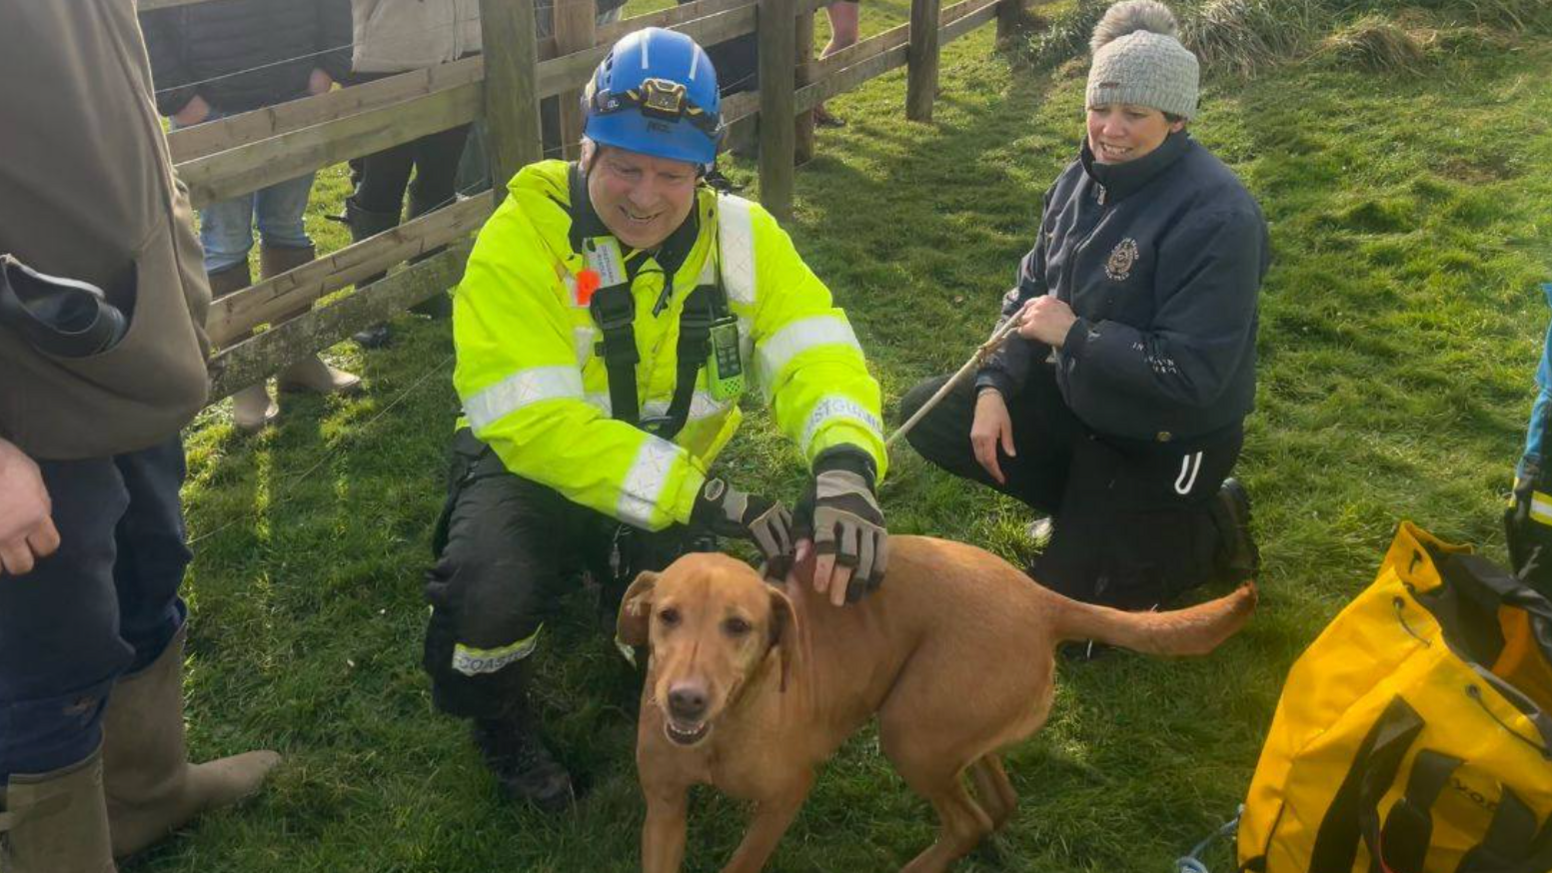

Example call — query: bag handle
[1457,786,1552,873]
[1309,697,1424,872]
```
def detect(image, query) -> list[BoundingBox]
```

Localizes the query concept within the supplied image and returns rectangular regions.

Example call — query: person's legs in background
[197,191,280,432]
[814,1,860,127]
[403,124,472,319]
[349,141,417,347]
[254,172,362,398]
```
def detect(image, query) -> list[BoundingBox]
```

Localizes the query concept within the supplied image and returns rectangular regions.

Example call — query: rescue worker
[0,4,280,871]
[428,27,889,811]
[900,0,1267,621]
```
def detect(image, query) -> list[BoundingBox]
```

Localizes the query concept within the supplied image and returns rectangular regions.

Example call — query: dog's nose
[667,683,707,721]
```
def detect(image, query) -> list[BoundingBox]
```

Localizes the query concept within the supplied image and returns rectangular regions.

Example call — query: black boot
[471,704,575,813]
[1210,478,1260,583]
[345,196,403,348]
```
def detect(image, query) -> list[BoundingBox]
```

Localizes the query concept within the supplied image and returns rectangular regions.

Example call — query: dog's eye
[723,617,751,637]
[658,608,681,627]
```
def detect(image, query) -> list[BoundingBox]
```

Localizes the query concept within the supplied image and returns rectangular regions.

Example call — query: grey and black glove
[691,477,794,570]
[795,446,888,602]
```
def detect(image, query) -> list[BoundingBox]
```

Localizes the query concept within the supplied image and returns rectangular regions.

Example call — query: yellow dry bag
[1238,522,1552,873]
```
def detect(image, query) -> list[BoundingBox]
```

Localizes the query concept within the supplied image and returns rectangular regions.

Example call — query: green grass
[135,13,1552,873]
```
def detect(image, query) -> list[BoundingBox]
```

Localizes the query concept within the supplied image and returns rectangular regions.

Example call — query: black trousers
[355,124,473,217]
[0,436,189,780]
[899,365,1241,609]
[422,430,698,721]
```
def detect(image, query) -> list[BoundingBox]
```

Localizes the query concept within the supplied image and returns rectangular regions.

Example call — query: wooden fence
[137,0,1031,401]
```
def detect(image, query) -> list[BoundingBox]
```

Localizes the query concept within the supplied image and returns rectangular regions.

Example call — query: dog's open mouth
[664,718,711,747]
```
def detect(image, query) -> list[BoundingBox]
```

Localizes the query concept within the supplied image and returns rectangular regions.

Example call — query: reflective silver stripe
[757,315,861,383]
[583,391,731,422]
[617,437,682,527]
[801,395,884,455]
[464,366,584,430]
[452,627,541,676]
[572,326,596,365]
[718,194,756,306]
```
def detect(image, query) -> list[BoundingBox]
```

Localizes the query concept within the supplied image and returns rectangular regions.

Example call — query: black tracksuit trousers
[422,429,696,720]
[900,363,1241,610]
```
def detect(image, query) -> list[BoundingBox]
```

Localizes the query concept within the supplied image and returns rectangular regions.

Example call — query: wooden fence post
[757,0,797,222]
[555,0,597,160]
[996,0,1025,45]
[906,0,941,121]
[480,0,544,203]
[794,9,816,165]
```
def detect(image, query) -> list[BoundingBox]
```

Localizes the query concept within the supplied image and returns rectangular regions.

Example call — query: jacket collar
[1080,130,1192,202]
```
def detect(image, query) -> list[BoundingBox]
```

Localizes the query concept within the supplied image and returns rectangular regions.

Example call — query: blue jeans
[0,437,190,780]
[179,107,317,273]
[198,171,316,273]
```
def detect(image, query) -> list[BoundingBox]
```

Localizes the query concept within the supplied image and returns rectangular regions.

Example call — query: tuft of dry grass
[1024,0,1547,79]
[1318,14,1432,73]
[1180,0,1323,76]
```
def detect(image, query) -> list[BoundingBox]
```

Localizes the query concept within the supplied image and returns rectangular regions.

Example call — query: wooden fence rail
[136,0,1033,397]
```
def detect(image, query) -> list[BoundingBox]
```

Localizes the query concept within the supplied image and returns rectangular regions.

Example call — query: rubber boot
[0,749,115,873]
[102,625,280,858]
[345,196,403,348]
[262,245,362,396]
[208,263,279,433]
[1211,478,1260,583]
[469,671,574,813]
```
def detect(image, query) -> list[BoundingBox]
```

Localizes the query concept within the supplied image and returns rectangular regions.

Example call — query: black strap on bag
[1427,552,1552,757]
[1456,786,1552,873]
[1372,749,1463,873]
[1309,696,1425,872]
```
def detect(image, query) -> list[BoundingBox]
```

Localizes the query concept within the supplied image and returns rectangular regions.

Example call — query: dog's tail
[1045,584,1258,657]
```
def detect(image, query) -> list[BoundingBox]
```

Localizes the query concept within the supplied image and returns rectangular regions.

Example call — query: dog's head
[616,552,798,748]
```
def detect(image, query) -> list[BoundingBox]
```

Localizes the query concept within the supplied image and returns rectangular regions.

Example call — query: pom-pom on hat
[1085,0,1199,120]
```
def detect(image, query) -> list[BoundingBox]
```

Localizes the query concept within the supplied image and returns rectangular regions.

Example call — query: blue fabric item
[197,171,317,273]
[1518,282,1552,481]
[582,27,723,166]
[0,437,190,781]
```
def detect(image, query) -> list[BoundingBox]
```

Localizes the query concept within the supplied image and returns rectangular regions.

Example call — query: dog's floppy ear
[767,586,800,693]
[617,570,659,648]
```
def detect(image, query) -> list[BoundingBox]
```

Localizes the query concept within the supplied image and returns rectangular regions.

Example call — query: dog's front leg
[721,773,814,873]
[642,784,689,873]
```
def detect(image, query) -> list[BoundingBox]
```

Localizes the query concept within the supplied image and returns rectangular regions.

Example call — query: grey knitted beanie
[1085,0,1199,120]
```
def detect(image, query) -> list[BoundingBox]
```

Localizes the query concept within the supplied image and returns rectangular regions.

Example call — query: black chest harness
[565,164,737,441]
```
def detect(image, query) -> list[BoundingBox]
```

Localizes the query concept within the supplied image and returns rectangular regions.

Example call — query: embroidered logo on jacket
[1105,238,1139,281]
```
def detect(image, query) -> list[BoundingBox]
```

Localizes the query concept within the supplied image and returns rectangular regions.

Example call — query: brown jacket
[0,0,211,461]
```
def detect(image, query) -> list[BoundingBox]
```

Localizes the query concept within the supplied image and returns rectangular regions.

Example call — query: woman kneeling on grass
[901,0,1269,623]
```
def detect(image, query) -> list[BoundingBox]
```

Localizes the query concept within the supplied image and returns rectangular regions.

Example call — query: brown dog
[617,535,1256,873]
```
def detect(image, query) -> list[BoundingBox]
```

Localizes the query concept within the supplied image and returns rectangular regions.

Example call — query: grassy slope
[135,13,1552,873]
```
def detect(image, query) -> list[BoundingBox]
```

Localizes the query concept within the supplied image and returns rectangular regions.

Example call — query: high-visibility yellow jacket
[452,160,885,531]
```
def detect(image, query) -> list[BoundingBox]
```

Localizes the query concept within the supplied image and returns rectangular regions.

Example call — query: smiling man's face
[586,146,698,250]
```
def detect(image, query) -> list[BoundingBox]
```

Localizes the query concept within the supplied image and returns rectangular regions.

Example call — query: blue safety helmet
[582,28,723,168]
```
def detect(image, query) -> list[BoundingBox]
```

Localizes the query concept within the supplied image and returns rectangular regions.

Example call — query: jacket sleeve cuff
[975,368,1015,398]
[1062,317,1093,360]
